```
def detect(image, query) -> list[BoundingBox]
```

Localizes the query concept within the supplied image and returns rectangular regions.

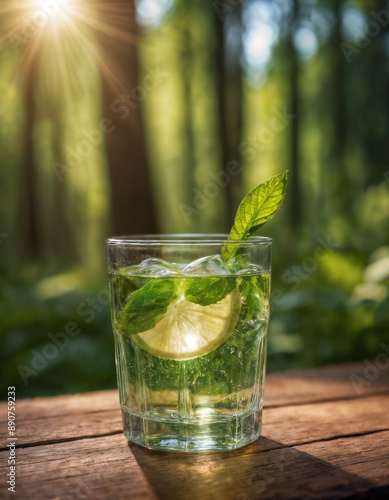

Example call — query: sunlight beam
[0,0,139,96]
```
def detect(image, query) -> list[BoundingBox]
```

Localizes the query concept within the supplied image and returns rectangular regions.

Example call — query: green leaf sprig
[115,171,288,334]
[222,171,288,263]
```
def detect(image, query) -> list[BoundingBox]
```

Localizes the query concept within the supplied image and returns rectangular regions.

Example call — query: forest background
[1,0,388,397]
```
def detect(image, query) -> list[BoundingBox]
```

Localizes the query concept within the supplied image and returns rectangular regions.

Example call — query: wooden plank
[0,390,120,421]
[263,393,389,447]
[0,410,122,449]
[1,394,388,451]
[1,430,388,499]
[264,362,389,407]
[1,362,388,422]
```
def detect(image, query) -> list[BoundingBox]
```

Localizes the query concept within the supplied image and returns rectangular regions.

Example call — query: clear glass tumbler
[106,234,272,452]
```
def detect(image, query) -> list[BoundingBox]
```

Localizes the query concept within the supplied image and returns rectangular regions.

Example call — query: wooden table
[1,363,389,499]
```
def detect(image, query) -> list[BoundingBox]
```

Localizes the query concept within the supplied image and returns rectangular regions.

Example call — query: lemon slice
[133,289,241,360]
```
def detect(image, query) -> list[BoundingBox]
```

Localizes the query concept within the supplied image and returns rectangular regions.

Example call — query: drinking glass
[106,234,272,452]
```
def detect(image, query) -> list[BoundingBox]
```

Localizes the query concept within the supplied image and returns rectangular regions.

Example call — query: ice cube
[182,254,230,276]
[124,258,182,277]
[235,264,263,275]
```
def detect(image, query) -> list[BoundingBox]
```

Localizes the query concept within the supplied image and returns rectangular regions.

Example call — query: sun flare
[0,0,138,94]
[31,0,75,25]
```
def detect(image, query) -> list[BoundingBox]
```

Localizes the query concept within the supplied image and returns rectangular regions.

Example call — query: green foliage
[1,1,389,399]
[0,269,114,399]
[116,279,177,335]
[238,274,270,323]
[222,172,288,262]
[185,277,236,306]
[267,244,389,372]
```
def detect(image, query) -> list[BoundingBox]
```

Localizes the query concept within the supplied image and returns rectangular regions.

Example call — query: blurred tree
[331,0,348,215]
[357,0,389,187]
[0,47,23,265]
[177,0,196,205]
[215,2,243,227]
[101,0,157,235]
[20,56,39,258]
[289,0,301,230]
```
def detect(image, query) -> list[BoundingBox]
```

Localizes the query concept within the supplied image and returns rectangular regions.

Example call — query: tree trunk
[179,2,196,217]
[215,4,243,229]
[100,0,157,236]
[332,0,347,212]
[289,0,301,229]
[19,55,39,258]
[51,112,76,262]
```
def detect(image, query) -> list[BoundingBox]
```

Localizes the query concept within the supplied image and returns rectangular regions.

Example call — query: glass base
[121,407,262,452]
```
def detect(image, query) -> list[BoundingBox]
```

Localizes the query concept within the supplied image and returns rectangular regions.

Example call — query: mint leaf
[185,277,236,306]
[114,173,287,328]
[238,274,270,322]
[116,279,176,335]
[222,171,288,263]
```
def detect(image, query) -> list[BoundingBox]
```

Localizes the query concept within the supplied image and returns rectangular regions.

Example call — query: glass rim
[106,233,272,246]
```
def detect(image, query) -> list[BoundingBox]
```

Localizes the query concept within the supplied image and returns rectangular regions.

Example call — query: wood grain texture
[0,431,388,499]
[0,390,120,421]
[0,363,388,499]
[264,362,389,406]
[1,394,388,450]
